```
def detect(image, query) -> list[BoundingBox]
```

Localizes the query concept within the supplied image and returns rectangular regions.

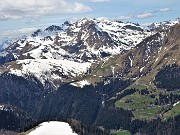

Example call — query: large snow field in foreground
[28,121,78,135]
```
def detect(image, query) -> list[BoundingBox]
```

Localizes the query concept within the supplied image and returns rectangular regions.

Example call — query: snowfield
[28,121,78,135]
[71,80,90,88]
[10,59,91,85]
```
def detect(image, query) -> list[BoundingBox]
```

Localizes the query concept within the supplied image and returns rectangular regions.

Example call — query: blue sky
[0,0,180,43]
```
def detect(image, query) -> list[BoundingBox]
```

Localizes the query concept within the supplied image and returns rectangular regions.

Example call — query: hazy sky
[0,0,180,43]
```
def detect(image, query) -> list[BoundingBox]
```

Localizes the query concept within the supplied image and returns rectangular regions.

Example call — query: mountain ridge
[1,17,178,88]
[0,18,152,88]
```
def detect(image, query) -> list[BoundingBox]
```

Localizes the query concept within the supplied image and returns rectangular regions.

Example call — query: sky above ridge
[0,0,180,43]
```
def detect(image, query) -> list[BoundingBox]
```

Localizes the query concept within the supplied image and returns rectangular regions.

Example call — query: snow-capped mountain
[0,17,179,88]
[0,40,13,51]
[145,18,180,31]
[5,18,152,61]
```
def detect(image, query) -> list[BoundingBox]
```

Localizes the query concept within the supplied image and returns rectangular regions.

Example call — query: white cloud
[1,27,37,38]
[135,13,153,19]
[0,15,21,20]
[159,8,171,12]
[90,0,110,2]
[113,16,131,21]
[96,17,109,21]
[0,0,92,20]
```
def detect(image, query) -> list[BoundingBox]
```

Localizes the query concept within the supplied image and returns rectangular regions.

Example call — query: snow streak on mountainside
[0,18,179,88]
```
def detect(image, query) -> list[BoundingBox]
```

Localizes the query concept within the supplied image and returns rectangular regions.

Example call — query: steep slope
[0,73,48,117]
[107,24,180,122]
[135,23,180,84]
[97,23,180,83]
[0,103,34,131]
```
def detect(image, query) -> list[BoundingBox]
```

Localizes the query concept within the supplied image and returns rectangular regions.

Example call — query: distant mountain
[145,18,180,31]
[0,40,13,51]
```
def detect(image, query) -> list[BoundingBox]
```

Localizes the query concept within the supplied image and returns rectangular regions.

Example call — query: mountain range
[0,17,180,135]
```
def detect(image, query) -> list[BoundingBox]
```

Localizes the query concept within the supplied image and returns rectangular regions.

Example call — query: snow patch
[0,105,4,110]
[78,80,90,88]
[71,80,90,88]
[10,59,91,86]
[129,56,133,67]
[140,66,145,72]
[111,66,115,77]
[173,101,180,107]
[28,121,78,135]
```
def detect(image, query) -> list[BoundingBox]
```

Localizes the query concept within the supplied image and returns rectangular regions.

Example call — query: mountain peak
[31,29,43,37]
[145,18,180,31]
[45,25,63,32]
[0,40,13,51]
